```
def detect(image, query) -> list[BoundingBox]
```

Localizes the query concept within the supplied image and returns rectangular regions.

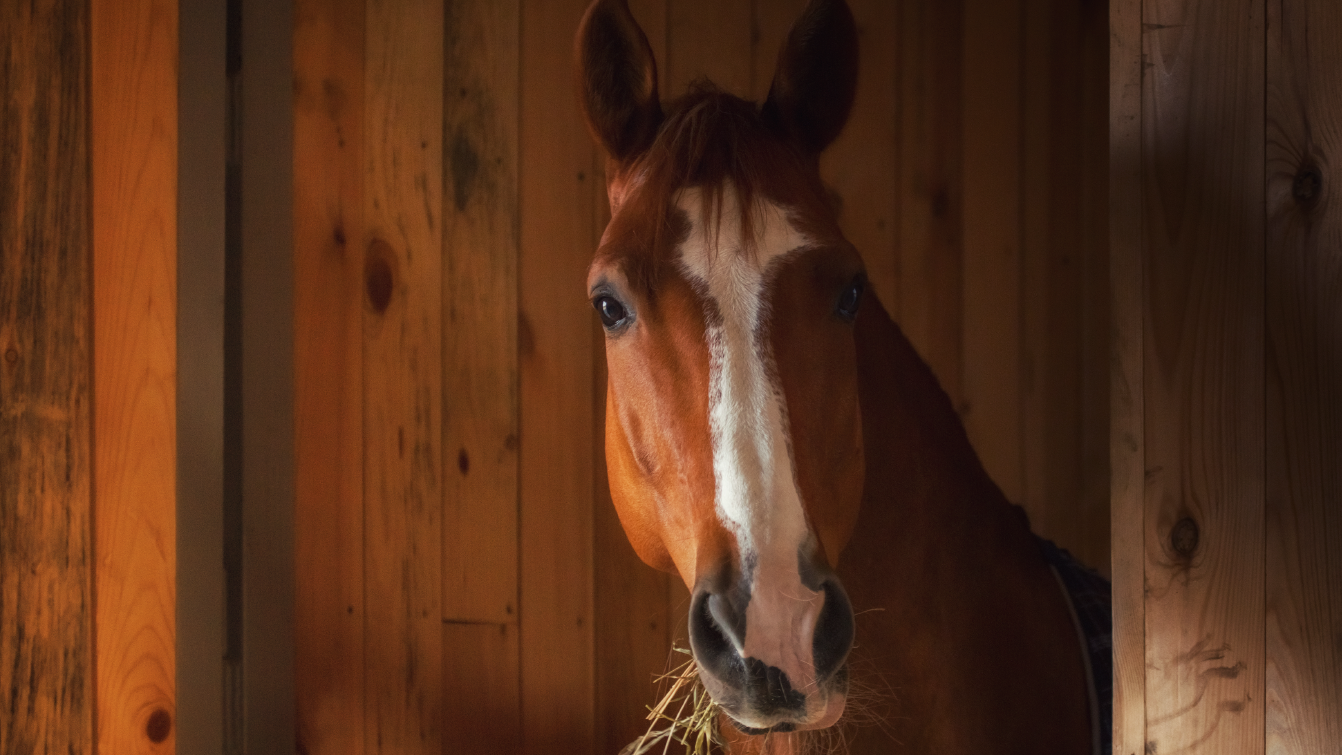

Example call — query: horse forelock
[609,82,827,269]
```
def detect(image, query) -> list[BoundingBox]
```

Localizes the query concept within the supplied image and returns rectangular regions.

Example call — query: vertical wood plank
[1110,0,1145,750]
[961,0,1023,505]
[1018,0,1111,574]
[519,0,597,750]
[91,0,179,750]
[0,1,93,751]
[442,0,523,751]
[1141,1,1265,753]
[593,3,674,751]
[1265,0,1342,751]
[1077,0,1113,580]
[748,0,806,103]
[443,0,521,629]
[293,0,366,751]
[821,0,900,313]
[665,0,752,98]
[442,622,522,753]
[1019,0,1056,537]
[363,0,443,750]
[895,0,963,407]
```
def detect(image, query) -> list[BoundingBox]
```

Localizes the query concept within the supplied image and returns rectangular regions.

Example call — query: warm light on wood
[92,0,179,752]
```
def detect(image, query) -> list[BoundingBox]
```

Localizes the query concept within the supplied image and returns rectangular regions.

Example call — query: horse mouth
[712,663,850,735]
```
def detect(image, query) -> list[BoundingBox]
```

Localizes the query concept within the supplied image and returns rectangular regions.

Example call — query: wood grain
[362,0,444,751]
[440,0,523,750]
[442,622,522,753]
[1110,0,1145,751]
[1019,0,1111,575]
[442,0,521,628]
[293,0,367,751]
[1141,0,1265,753]
[894,0,963,410]
[1265,0,1342,751]
[519,0,597,750]
[961,0,1024,505]
[665,0,752,98]
[92,0,179,750]
[0,1,94,751]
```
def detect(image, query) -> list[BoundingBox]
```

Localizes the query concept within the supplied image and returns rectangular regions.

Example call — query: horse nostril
[688,590,747,688]
[813,579,855,683]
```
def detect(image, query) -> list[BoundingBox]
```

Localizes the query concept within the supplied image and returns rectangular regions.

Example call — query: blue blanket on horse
[1037,537,1112,755]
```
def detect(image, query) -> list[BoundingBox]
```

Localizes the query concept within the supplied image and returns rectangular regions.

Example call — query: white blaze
[676,185,826,696]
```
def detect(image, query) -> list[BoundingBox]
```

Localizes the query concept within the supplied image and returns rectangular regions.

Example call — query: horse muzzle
[687,570,855,732]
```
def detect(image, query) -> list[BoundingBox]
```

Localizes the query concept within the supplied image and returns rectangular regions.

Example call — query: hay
[620,648,723,755]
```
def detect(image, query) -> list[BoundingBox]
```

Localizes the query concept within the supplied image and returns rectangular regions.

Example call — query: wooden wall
[292,0,1109,752]
[3,0,180,752]
[1111,0,1342,753]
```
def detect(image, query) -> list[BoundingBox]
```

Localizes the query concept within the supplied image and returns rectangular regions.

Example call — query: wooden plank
[1019,0,1055,542]
[961,0,1023,504]
[1141,0,1265,753]
[0,1,94,751]
[443,0,521,629]
[1109,0,1144,750]
[293,0,366,751]
[895,0,963,414]
[91,0,179,750]
[820,0,900,315]
[362,0,444,751]
[1077,0,1113,580]
[665,0,752,97]
[1020,0,1110,574]
[749,0,807,103]
[1264,0,1342,751]
[519,0,597,750]
[440,0,522,750]
[442,622,522,753]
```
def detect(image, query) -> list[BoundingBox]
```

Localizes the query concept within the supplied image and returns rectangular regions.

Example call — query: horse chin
[718,669,849,735]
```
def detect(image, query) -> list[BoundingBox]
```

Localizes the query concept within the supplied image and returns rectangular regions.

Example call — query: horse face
[578,0,862,734]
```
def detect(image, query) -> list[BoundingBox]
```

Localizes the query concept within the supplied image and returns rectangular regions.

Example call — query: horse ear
[761,0,858,155]
[575,0,662,164]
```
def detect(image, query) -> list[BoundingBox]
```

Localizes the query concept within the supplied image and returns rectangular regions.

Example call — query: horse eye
[594,295,628,328]
[835,276,865,322]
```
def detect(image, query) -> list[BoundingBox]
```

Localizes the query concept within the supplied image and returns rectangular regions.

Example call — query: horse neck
[851,294,1022,542]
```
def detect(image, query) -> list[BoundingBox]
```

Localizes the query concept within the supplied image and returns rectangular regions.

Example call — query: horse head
[577,0,864,734]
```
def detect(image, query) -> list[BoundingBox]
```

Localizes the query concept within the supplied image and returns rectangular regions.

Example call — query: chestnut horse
[576,1,1109,752]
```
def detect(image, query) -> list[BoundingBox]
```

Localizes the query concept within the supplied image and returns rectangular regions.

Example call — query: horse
[574,0,1110,752]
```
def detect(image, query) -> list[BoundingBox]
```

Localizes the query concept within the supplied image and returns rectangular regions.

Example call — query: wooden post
[92,0,180,749]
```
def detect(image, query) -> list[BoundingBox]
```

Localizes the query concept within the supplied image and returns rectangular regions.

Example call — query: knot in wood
[145,708,172,743]
[1170,517,1199,559]
[364,239,396,314]
[1292,162,1322,211]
